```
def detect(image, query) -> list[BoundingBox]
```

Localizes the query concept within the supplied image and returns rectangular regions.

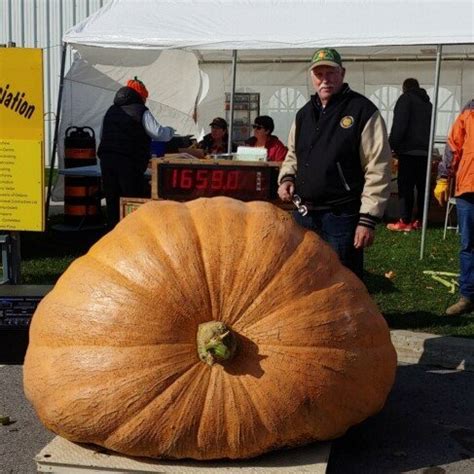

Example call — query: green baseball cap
[309,48,343,70]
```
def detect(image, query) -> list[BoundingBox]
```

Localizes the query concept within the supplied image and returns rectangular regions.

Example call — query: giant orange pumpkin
[24,197,396,460]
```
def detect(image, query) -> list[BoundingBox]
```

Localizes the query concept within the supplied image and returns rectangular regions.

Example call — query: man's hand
[278,181,295,202]
[434,178,449,206]
[354,225,375,249]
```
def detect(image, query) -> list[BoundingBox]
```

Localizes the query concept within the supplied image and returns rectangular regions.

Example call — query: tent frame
[46,42,67,222]
[227,50,237,154]
[420,45,443,259]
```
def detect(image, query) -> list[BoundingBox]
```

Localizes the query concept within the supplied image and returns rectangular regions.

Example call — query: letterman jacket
[278,84,391,229]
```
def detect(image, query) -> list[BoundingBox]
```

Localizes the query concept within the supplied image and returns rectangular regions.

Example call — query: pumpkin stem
[197,321,237,366]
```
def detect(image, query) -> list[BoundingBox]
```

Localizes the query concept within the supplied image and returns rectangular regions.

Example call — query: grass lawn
[365,225,473,338]
[20,215,104,285]
[18,215,473,338]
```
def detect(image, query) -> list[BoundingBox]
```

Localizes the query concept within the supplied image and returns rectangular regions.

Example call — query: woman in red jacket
[245,115,288,162]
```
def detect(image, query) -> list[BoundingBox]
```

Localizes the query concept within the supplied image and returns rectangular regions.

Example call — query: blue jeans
[293,210,363,279]
[456,196,474,301]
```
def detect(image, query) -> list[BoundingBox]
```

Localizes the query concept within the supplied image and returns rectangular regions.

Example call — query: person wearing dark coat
[198,117,237,155]
[387,78,433,231]
[97,79,174,228]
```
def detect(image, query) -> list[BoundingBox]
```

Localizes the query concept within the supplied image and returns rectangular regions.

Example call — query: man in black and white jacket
[278,48,391,279]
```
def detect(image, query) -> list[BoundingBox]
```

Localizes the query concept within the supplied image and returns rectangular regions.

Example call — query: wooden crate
[119,197,152,220]
[36,436,330,473]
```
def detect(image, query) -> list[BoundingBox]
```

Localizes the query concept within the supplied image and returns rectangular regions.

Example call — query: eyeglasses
[252,124,264,130]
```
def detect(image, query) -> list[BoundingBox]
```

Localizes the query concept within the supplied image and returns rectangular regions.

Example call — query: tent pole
[45,41,67,225]
[227,49,237,154]
[420,44,443,259]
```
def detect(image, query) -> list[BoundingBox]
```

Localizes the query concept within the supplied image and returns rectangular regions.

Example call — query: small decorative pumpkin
[126,76,148,100]
[24,197,396,460]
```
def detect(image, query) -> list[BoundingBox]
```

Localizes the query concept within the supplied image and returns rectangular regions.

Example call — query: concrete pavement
[391,330,474,371]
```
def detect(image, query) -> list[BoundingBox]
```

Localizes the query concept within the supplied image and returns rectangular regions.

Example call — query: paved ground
[327,363,474,473]
[0,365,53,473]
[1,361,473,473]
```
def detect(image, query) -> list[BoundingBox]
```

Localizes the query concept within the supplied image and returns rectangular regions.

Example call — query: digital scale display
[157,163,279,201]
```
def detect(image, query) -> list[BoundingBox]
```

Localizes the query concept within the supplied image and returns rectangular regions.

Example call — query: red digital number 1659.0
[171,169,240,191]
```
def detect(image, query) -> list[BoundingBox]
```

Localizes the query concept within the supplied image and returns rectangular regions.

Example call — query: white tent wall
[461,61,474,105]
[197,59,473,148]
[362,60,471,139]
[52,46,200,200]
[197,62,311,143]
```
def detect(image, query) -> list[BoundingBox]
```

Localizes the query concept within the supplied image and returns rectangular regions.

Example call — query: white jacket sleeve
[278,121,297,184]
[359,110,392,219]
[142,110,175,141]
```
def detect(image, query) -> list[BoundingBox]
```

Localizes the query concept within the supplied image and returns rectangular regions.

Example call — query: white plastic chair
[443,197,458,239]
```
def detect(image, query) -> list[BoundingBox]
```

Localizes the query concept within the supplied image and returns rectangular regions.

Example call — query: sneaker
[386,219,413,232]
[446,297,474,316]
[411,220,422,230]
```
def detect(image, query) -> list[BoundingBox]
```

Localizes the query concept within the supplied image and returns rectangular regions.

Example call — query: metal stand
[0,232,21,284]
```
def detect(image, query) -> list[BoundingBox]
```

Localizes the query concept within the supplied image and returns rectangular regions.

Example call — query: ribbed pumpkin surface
[24,197,396,460]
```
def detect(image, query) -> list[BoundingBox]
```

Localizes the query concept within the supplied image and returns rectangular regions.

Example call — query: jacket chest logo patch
[340,116,354,129]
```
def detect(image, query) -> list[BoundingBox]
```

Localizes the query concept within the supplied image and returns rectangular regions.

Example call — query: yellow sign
[0,48,44,231]
[0,48,43,140]
[0,139,44,231]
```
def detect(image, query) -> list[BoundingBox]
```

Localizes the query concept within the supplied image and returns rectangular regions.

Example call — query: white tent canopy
[64,0,473,52]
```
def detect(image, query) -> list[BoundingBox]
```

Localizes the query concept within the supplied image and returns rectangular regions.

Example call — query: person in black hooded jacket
[387,78,432,231]
[98,79,174,228]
